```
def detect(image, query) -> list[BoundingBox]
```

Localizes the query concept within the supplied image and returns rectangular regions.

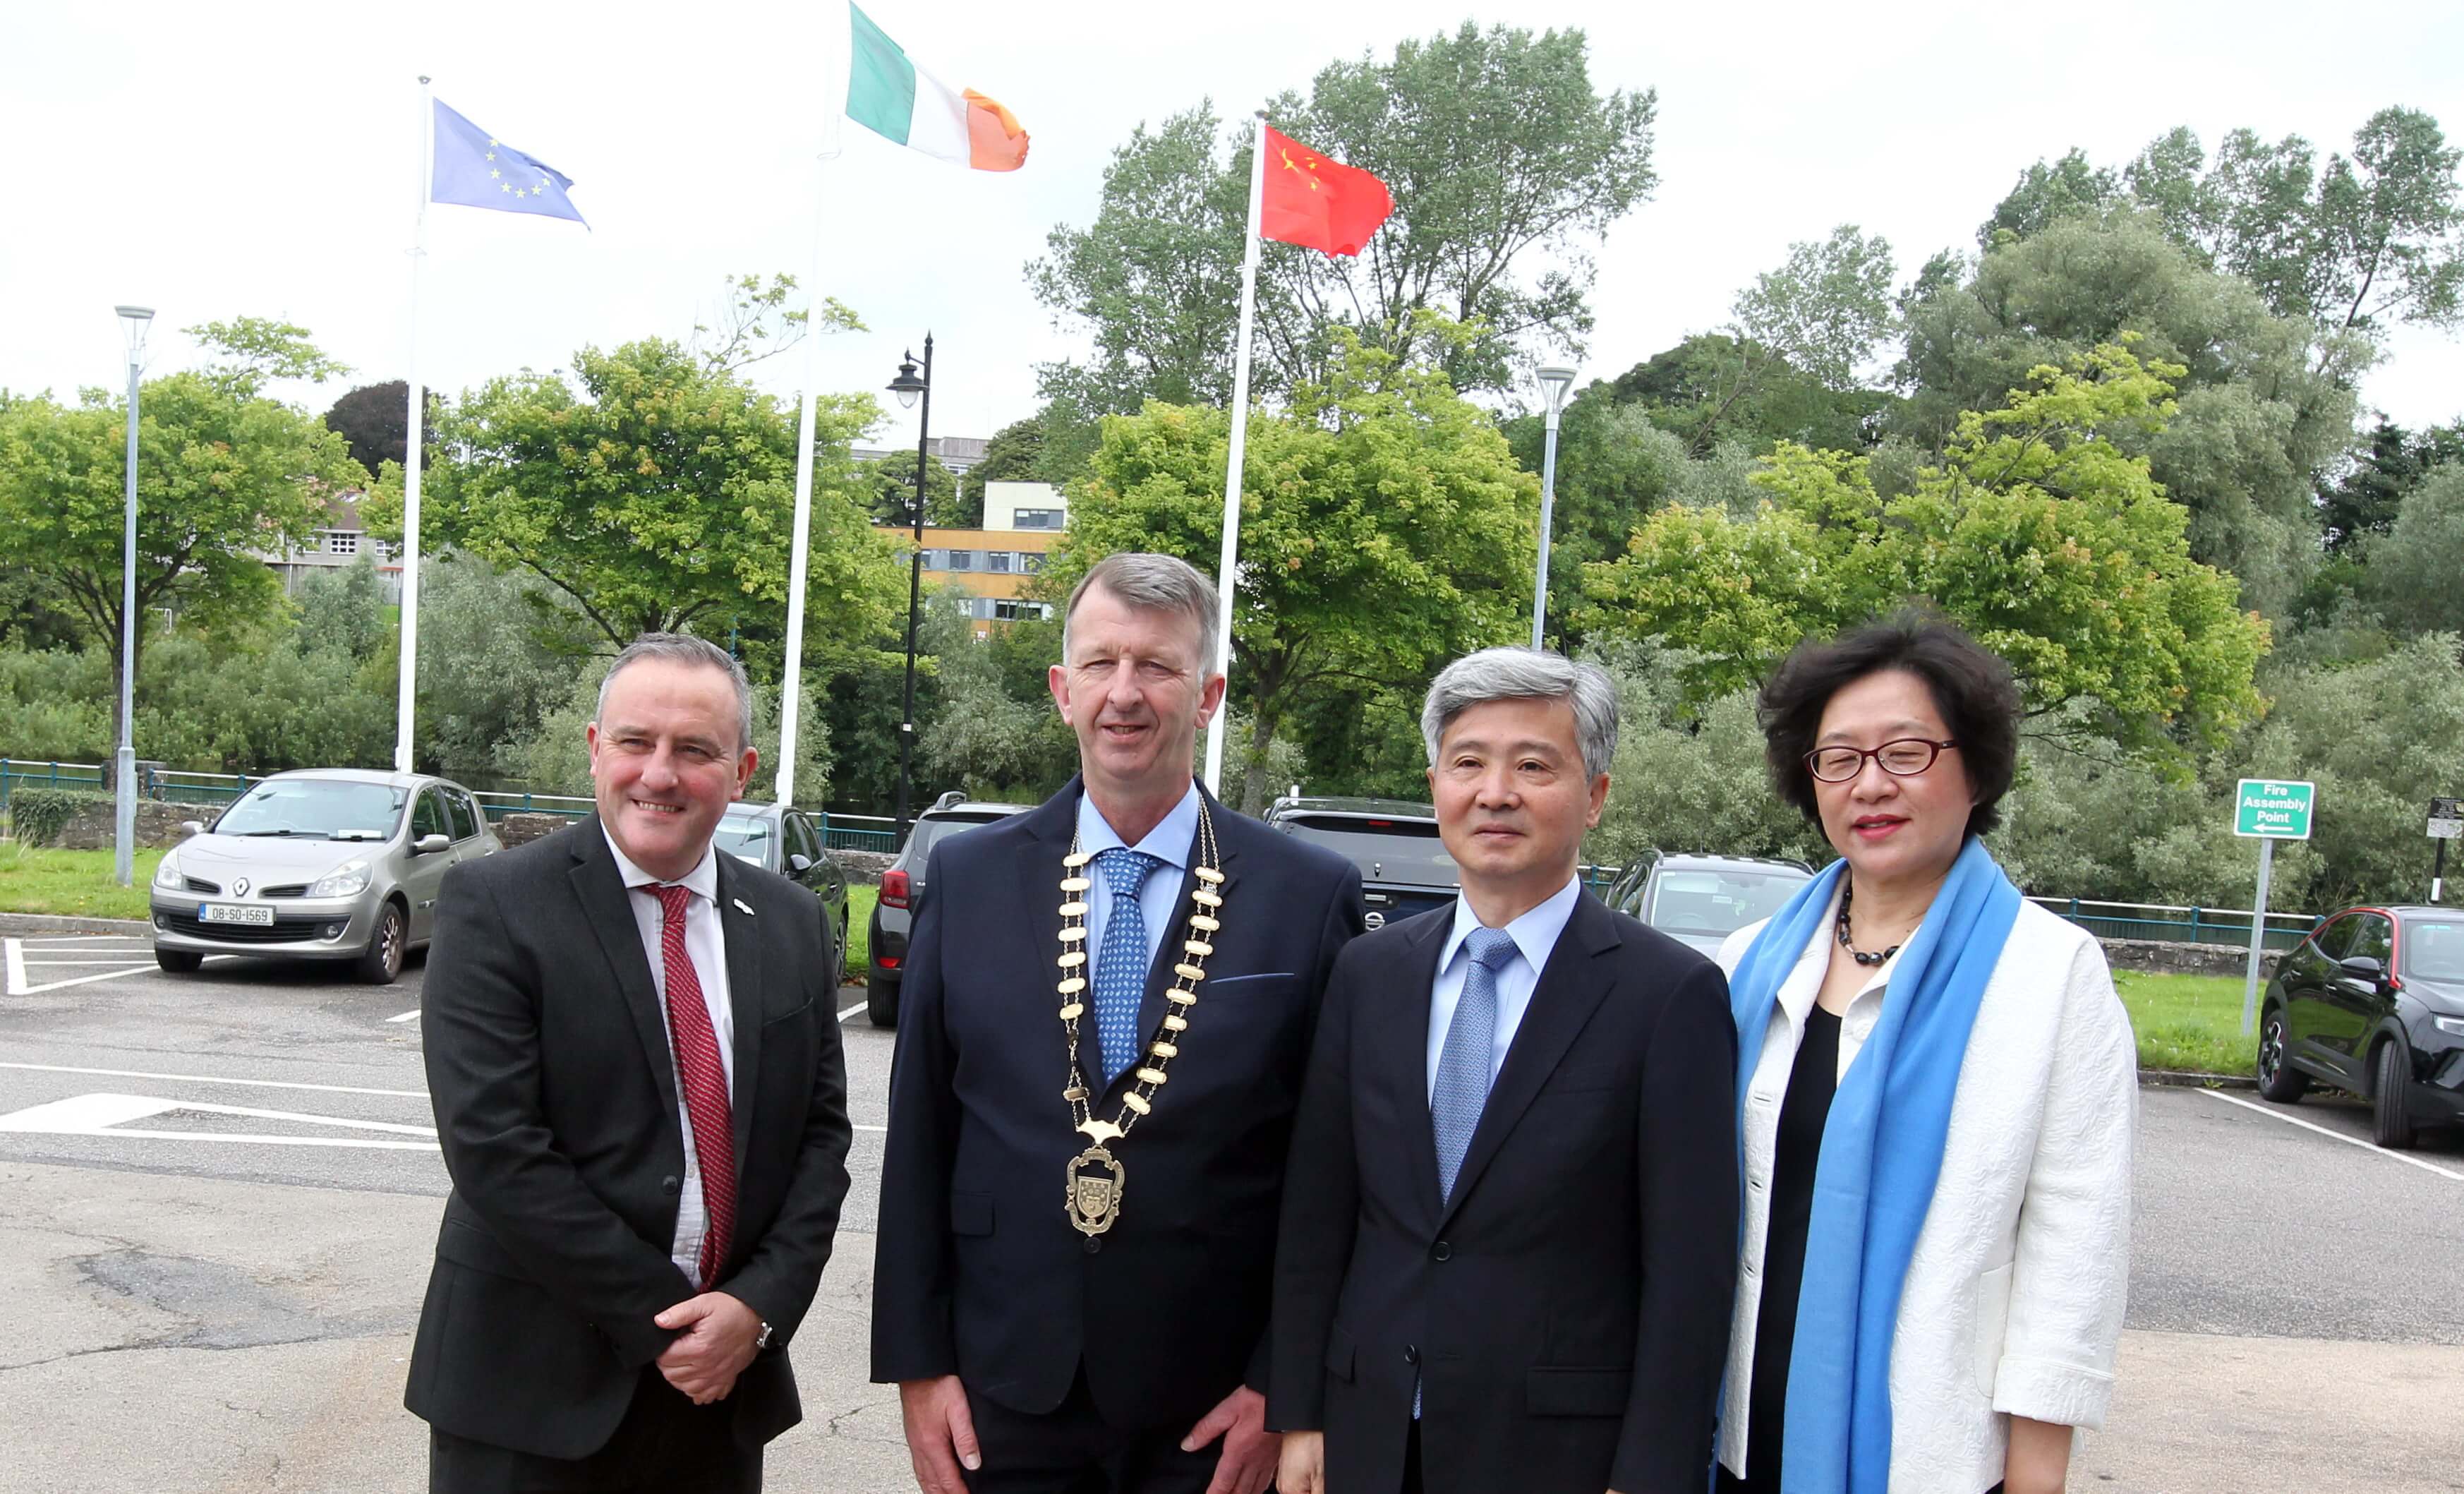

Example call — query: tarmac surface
[1,926,2458,1491]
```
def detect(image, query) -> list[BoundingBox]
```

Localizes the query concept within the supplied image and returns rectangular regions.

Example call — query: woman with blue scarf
[1713,617,2137,1494]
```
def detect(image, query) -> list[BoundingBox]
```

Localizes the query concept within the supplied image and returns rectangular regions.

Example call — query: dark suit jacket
[1268,891,1739,1494]
[870,777,1365,1433]
[404,817,854,1461]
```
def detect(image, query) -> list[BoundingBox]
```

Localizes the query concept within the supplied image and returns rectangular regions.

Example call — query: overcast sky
[6,0,2461,459]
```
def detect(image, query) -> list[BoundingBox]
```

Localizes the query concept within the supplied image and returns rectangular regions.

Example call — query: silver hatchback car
[147,769,502,984]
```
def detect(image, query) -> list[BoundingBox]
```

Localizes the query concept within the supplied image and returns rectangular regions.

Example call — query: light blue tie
[1432,926,1519,1205]
[1092,849,1162,1083]
[1420,924,1518,1417]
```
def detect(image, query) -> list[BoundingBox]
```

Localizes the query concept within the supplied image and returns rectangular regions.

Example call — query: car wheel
[867,972,898,1029]
[2370,1038,2416,1150]
[356,903,406,986]
[155,948,203,974]
[2254,1008,2307,1102]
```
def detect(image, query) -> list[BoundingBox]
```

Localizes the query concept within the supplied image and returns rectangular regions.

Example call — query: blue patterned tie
[1432,926,1519,1205]
[1093,849,1163,1083]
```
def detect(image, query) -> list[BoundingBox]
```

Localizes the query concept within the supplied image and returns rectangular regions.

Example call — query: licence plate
[198,903,275,926]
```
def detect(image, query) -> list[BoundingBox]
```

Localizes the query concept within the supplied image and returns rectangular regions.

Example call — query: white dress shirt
[1076,782,1202,980]
[603,827,735,1290]
[1714,891,2139,1493]
[1425,875,1582,1102]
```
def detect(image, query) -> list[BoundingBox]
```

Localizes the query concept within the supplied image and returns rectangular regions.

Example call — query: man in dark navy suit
[1269,648,1739,1494]
[873,553,1365,1494]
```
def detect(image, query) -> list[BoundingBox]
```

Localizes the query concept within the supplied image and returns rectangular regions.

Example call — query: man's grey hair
[1420,647,1619,780]
[596,632,754,754]
[1062,552,1221,673]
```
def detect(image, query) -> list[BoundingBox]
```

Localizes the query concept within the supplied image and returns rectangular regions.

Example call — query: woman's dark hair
[1758,611,2022,840]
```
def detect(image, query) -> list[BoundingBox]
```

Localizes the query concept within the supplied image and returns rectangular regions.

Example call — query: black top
[1732,1003,1842,1494]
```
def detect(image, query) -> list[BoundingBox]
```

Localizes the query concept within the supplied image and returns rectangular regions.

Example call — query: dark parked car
[1613,852,1813,958]
[865,793,1034,1028]
[1264,796,1457,932]
[714,802,852,986]
[2256,904,2464,1149]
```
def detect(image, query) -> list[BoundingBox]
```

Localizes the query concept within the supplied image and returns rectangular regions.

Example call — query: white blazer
[1715,891,2137,1494]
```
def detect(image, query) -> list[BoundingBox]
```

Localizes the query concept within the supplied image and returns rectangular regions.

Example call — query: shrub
[9,788,114,847]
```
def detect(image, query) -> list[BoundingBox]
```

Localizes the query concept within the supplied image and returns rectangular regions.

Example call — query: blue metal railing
[0,758,104,803]
[2027,896,2314,951]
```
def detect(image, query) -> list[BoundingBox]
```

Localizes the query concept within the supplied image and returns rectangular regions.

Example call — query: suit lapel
[1022,785,1078,1081]
[716,853,762,1169]
[1438,891,1620,1231]
[1395,912,1453,1227]
[567,820,681,1124]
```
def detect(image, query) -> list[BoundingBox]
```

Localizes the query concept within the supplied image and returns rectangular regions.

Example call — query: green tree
[322,380,440,477]
[861,450,964,526]
[0,337,364,747]
[293,558,389,661]
[1583,342,2271,757]
[1732,224,1900,390]
[959,416,1049,519]
[2362,463,2464,639]
[1979,150,2120,246]
[409,553,599,783]
[1053,327,1537,812]
[1585,642,1828,870]
[400,338,903,657]
[1030,23,1657,406]
[1895,212,2365,616]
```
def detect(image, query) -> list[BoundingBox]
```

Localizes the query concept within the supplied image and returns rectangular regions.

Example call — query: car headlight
[152,853,183,891]
[2433,1015,2464,1040]
[308,859,374,898]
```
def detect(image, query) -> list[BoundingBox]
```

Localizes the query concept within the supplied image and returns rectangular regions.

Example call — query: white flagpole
[394,77,433,774]
[775,26,850,806]
[1202,108,1269,798]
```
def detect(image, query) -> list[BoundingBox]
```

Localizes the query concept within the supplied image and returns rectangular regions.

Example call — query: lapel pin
[732,898,756,917]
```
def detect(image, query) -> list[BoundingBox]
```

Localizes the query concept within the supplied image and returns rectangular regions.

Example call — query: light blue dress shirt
[1425,874,1583,1104]
[1076,782,1203,983]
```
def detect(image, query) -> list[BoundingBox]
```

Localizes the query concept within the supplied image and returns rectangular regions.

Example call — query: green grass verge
[0,841,163,920]
[844,883,876,984]
[2115,969,2259,1078]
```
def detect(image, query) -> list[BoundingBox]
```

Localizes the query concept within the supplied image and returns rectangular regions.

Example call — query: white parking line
[837,1001,868,1023]
[387,1009,422,1023]
[0,1061,428,1100]
[2195,1088,2464,1183]
[0,1092,440,1152]
[3,939,23,996]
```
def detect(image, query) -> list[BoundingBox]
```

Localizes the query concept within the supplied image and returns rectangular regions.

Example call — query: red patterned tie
[653,884,735,1289]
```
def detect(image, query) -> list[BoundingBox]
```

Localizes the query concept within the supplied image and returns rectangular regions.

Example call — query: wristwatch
[754,1319,775,1351]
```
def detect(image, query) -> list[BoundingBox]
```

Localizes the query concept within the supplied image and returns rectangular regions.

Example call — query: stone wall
[2098,936,2283,979]
[53,800,204,852]
[491,812,574,850]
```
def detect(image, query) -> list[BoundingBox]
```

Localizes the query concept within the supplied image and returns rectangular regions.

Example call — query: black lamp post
[888,336,933,841]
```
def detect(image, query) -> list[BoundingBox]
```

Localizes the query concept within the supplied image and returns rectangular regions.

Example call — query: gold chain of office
[1055,800,1225,1237]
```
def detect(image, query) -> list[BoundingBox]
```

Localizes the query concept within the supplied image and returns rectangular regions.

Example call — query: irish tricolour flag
[845,4,1029,171]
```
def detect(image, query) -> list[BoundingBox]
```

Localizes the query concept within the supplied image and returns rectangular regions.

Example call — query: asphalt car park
[1,940,2458,1491]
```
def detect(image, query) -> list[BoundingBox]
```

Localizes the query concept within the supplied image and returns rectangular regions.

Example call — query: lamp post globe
[112,306,155,888]
[886,338,934,839]
[1531,363,1577,650]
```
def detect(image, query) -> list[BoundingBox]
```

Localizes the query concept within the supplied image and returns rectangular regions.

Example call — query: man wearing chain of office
[874,552,1366,1494]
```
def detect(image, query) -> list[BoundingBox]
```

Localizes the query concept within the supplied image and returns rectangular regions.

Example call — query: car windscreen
[910,814,1010,864]
[1275,816,1457,888]
[714,814,775,869]
[214,781,407,841]
[1645,868,1810,940]
[2404,920,2464,982]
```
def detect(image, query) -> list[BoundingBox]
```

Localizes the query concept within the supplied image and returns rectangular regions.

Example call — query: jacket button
[1431,1241,1452,1262]
[1083,1236,1102,1255]
[1403,1345,1420,1366]
[660,1175,681,1195]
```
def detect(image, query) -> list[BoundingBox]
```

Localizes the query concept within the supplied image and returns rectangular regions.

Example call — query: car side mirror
[2338,953,2387,982]
[414,833,452,855]
[789,853,813,874]
[180,820,204,836]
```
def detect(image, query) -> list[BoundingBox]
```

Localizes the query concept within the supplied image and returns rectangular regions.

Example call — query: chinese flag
[1259,126,1394,257]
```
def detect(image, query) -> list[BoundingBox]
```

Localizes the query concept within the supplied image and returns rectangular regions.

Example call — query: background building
[874,479,1067,641]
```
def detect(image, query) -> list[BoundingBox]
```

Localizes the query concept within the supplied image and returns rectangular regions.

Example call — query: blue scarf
[1725,836,2022,1494]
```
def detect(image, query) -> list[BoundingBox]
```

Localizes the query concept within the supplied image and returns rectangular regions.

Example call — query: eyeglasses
[1804,738,1959,783]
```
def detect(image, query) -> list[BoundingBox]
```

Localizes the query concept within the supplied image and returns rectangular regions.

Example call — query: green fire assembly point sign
[2234,779,2315,840]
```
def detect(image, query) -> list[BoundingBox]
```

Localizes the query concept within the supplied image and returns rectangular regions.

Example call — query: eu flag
[430,100,588,227]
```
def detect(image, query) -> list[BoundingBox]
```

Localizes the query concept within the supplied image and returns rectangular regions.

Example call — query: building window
[993,599,1051,622]
[944,549,977,572]
[1020,553,1045,574]
[988,550,1015,574]
[326,531,358,555]
[1013,508,1064,530]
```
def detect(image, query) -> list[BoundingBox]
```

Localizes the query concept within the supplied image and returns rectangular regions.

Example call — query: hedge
[8,789,116,848]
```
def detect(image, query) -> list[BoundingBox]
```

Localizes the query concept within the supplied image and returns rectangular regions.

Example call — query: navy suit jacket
[871,778,1365,1433]
[1268,891,1740,1494]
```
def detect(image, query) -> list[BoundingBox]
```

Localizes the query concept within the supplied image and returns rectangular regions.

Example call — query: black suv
[1264,796,1456,932]
[2256,904,2464,1149]
[864,792,1033,1028]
